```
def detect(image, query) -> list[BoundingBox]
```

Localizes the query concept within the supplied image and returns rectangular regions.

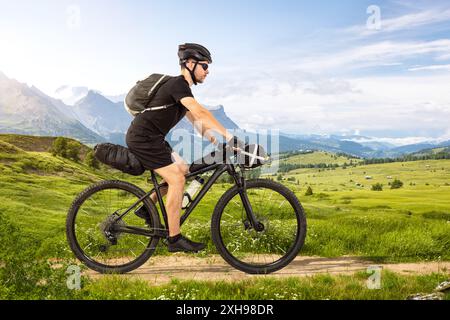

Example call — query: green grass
[3,210,445,300]
[1,135,449,299]
[280,151,361,166]
[1,141,449,261]
[0,133,91,154]
[69,271,450,300]
[270,159,450,262]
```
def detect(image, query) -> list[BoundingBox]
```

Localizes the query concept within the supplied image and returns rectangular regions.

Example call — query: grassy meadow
[273,152,450,261]
[280,150,362,166]
[0,135,449,300]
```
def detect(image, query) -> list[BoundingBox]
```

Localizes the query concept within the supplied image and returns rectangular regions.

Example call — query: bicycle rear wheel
[66,180,161,274]
[211,179,306,274]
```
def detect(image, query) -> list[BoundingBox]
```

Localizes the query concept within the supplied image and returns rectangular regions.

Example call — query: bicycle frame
[114,162,259,239]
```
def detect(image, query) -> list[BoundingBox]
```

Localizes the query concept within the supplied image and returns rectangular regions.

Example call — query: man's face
[186,59,209,83]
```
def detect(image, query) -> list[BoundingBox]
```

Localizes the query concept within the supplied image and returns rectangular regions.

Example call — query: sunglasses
[197,62,209,71]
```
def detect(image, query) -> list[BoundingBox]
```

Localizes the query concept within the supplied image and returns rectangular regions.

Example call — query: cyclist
[126,43,244,253]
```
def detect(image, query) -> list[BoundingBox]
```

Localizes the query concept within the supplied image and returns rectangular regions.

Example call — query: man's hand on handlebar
[215,136,245,154]
[227,136,245,152]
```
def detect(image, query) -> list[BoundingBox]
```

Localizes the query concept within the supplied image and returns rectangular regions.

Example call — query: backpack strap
[147,75,168,100]
[141,103,177,113]
[143,74,172,108]
[140,74,177,113]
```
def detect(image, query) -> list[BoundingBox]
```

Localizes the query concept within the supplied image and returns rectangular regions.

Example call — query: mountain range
[73,91,132,145]
[1,71,449,159]
[0,72,104,144]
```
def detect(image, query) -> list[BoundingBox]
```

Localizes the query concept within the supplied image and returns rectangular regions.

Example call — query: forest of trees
[361,151,450,165]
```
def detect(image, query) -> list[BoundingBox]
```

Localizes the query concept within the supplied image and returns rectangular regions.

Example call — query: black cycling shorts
[125,126,174,170]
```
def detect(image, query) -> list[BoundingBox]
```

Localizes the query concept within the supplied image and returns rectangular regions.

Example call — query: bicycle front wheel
[211,179,307,274]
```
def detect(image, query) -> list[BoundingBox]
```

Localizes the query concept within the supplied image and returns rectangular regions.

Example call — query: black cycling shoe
[168,235,206,253]
[134,205,151,225]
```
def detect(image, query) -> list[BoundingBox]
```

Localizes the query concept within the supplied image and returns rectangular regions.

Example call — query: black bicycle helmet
[178,43,212,64]
[178,43,212,85]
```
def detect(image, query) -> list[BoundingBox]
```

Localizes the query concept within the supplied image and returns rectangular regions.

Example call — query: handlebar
[222,144,271,163]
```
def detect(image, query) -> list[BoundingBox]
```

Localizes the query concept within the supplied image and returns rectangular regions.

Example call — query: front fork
[228,165,264,231]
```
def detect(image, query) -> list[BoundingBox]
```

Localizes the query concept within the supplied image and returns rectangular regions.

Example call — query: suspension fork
[228,165,262,230]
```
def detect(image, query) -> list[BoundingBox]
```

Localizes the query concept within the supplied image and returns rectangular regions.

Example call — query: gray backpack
[124,74,175,117]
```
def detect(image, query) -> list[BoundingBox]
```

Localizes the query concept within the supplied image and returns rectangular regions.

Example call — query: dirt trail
[86,255,450,285]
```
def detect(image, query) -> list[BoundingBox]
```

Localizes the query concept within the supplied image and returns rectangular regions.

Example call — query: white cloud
[3,3,449,140]
[343,136,433,147]
[40,17,448,139]
[343,126,450,146]
[438,128,450,142]
[383,10,449,31]
[303,78,361,96]
[293,39,450,73]
[345,8,450,37]
[197,71,450,137]
[436,52,450,61]
[408,64,450,71]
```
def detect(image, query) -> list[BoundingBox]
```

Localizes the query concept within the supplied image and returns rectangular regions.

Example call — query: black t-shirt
[130,75,193,136]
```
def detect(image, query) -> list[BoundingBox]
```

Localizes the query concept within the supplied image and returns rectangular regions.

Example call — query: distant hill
[438,140,450,148]
[3,71,448,159]
[281,150,363,166]
[389,143,438,155]
[372,139,450,157]
[170,104,239,137]
[54,85,90,106]
[276,134,374,157]
[0,133,92,160]
[0,139,24,154]
[29,85,81,122]
[0,73,105,145]
[0,135,106,184]
[73,90,133,145]
[410,146,450,158]
[0,134,60,152]
[70,90,240,148]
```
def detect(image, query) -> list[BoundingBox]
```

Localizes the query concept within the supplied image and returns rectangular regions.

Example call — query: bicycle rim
[212,179,306,274]
[67,181,160,273]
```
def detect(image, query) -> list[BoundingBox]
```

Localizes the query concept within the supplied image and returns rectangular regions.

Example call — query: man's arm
[182,97,234,145]
[185,111,219,145]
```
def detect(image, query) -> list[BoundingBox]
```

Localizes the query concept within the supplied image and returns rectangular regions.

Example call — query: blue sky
[1,0,450,142]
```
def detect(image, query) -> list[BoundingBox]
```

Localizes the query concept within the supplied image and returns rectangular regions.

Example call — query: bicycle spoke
[89,197,99,206]
[83,243,93,251]
[71,184,157,270]
[217,182,302,270]
[80,208,91,216]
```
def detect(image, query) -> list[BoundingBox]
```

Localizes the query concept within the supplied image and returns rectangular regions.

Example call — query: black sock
[168,233,182,244]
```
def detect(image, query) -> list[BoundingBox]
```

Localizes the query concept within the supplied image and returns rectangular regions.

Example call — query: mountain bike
[66,147,307,274]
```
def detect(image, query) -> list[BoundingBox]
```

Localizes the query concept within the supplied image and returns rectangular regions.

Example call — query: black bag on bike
[188,144,268,173]
[189,149,227,173]
[238,144,268,169]
[94,143,145,176]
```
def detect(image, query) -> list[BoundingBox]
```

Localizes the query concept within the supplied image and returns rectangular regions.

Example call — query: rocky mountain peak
[205,104,225,112]
[0,71,8,80]
[76,90,108,106]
